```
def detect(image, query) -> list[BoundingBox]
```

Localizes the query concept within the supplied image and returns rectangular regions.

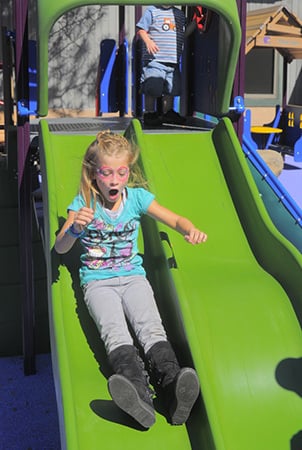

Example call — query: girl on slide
[55,130,207,428]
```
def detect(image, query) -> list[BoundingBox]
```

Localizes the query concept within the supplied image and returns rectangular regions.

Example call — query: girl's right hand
[72,207,94,232]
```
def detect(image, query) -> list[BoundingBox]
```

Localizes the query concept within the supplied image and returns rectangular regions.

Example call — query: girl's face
[95,153,130,207]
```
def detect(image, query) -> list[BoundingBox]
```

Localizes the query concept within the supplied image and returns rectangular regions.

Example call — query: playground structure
[242,108,302,253]
[1,0,302,449]
[240,6,302,254]
[273,105,302,161]
[244,6,302,160]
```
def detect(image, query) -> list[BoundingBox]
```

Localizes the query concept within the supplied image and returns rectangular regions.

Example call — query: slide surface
[39,118,302,450]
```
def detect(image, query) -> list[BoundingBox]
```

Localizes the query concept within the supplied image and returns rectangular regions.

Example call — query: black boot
[108,344,155,428]
[146,340,200,425]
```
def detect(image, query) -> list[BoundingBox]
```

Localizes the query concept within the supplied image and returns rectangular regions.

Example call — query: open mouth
[109,189,119,197]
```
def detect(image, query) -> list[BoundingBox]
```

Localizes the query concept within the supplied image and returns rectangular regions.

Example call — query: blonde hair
[80,130,147,208]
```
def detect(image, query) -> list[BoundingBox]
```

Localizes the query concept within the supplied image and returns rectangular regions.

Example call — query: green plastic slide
[39,117,302,450]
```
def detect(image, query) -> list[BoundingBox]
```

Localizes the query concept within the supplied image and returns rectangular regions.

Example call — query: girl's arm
[54,207,94,254]
[147,200,207,245]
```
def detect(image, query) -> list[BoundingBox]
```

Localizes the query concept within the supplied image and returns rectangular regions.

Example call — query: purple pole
[15,0,36,375]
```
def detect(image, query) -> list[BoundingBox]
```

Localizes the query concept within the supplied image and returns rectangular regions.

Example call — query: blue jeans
[141,60,181,97]
[83,275,167,354]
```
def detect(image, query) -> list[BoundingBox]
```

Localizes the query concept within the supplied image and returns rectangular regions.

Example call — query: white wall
[47,5,136,112]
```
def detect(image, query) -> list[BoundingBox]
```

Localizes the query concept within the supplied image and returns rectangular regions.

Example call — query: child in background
[55,131,207,428]
[136,5,195,127]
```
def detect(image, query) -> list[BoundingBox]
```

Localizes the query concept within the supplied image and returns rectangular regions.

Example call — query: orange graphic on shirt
[162,18,176,32]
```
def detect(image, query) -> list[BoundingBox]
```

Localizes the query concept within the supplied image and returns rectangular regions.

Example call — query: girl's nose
[110,174,119,184]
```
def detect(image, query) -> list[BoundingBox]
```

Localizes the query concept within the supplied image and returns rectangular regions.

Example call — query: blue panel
[29,40,37,113]
[99,39,117,113]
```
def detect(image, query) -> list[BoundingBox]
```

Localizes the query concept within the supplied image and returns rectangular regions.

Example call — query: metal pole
[118,6,126,117]
[233,0,247,143]
[1,27,15,137]
[15,0,36,375]
[133,6,143,117]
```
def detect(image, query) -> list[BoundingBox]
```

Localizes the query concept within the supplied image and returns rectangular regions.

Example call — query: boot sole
[108,374,155,428]
[171,368,200,425]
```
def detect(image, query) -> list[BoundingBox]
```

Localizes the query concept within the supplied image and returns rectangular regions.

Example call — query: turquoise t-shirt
[67,187,155,286]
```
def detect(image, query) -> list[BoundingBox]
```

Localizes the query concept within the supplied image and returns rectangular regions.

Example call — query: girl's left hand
[184,228,208,245]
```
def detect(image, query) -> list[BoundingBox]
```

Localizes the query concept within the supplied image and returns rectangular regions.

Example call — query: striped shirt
[136,6,185,64]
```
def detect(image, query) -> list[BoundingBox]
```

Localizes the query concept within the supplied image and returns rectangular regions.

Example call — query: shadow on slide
[39,117,302,450]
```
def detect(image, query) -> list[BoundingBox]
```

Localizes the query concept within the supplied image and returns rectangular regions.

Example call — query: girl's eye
[118,168,129,177]
[99,169,111,177]
[96,166,129,179]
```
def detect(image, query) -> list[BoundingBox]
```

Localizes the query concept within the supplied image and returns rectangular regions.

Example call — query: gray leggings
[83,275,167,355]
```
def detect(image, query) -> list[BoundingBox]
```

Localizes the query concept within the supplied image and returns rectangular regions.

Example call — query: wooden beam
[267,23,302,36]
[255,35,302,49]
[245,40,255,55]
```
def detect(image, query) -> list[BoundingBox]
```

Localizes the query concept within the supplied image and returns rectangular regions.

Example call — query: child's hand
[146,39,159,55]
[73,207,94,232]
[137,29,159,55]
[184,228,208,245]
